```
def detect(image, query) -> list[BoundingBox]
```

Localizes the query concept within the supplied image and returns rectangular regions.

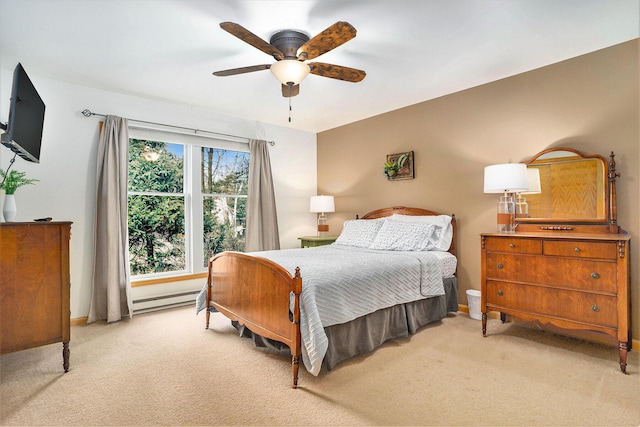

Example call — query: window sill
[131,272,207,287]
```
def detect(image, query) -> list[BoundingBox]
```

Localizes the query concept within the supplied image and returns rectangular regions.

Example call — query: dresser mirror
[517,147,611,224]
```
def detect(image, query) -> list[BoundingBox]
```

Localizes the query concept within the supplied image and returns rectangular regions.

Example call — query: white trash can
[466,289,482,320]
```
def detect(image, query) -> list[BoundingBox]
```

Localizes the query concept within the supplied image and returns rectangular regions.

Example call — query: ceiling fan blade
[281,84,300,98]
[213,64,270,77]
[219,22,284,60]
[309,62,366,82]
[297,21,357,60]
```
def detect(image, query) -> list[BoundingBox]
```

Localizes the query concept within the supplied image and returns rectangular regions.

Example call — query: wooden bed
[204,206,457,388]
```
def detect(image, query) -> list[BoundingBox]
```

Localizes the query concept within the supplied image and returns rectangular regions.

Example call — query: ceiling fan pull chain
[288,84,293,122]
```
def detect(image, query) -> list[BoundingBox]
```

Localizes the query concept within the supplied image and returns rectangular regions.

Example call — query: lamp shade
[310,195,335,213]
[270,60,311,85]
[523,167,541,194]
[483,163,529,193]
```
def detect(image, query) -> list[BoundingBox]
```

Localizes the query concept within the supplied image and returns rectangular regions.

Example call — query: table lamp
[515,167,542,218]
[484,163,528,233]
[310,195,335,237]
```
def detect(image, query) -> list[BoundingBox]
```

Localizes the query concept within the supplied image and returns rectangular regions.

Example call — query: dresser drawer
[484,237,542,254]
[485,253,617,293]
[486,281,617,328]
[543,240,618,260]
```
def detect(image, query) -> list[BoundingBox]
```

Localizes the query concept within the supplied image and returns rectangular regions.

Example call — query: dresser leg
[482,313,487,337]
[619,342,628,374]
[63,341,70,372]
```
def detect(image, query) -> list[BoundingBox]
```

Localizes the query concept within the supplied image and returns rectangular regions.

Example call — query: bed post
[291,267,302,389]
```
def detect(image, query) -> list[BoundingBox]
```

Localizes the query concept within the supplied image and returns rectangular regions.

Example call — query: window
[201,147,249,266]
[128,139,185,276]
[127,130,249,278]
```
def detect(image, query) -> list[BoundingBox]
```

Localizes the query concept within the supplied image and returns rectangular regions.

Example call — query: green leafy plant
[384,152,410,178]
[0,169,39,195]
[384,161,399,177]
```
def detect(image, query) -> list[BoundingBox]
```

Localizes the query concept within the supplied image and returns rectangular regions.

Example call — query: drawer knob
[509,243,515,248]
[574,247,581,253]
[592,305,600,312]
[497,290,504,296]
[497,263,503,269]
[591,272,600,279]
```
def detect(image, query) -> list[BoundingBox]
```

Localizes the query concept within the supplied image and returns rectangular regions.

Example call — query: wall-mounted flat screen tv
[1,63,46,163]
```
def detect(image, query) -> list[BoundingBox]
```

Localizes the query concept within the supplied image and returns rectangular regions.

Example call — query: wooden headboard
[360,206,457,257]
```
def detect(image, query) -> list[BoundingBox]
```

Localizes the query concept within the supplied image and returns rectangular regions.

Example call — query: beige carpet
[1,305,639,426]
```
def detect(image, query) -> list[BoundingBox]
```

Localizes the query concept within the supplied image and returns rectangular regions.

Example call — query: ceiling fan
[213,21,366,98]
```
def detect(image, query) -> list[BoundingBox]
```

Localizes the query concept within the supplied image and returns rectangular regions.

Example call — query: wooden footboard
[205,251,302,388]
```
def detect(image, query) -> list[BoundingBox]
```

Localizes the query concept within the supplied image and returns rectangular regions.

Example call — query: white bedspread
[197,245,455,375]
[246,245,452,376]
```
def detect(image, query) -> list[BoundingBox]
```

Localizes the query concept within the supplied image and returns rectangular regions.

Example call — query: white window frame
[128,125,249,279]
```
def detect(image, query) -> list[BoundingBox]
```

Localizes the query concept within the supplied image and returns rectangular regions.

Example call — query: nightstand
[298,236,337,248]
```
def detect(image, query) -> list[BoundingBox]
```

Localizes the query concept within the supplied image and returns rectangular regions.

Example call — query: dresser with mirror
[480,147,631,373]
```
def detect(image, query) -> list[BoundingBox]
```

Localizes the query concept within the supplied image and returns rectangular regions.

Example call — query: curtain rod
[81,109,275,146]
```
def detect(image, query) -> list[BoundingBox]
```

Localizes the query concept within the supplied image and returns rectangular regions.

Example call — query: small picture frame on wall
[384,151,414,180]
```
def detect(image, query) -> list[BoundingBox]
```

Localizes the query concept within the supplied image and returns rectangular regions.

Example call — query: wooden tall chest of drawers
[0,221,72,372]
[481,231,631,373]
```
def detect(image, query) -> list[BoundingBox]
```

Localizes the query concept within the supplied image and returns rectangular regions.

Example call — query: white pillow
[335,219,385,248]
[369,220,437,251]
[388,214,453,251]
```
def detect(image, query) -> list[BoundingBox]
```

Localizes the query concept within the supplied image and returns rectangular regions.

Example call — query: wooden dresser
[481,232,631,372]
[0,221,72,372]
[480,148,632,374]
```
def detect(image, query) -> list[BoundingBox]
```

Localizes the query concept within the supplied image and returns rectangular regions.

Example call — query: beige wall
[318,40,639,340]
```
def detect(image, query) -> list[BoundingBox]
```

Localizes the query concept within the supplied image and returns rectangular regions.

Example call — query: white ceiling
[0,0,638,133]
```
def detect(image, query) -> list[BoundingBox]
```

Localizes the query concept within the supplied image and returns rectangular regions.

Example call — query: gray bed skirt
[232,276,458,371]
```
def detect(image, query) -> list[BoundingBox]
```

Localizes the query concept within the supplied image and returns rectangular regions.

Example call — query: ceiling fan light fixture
[270,60,310,86]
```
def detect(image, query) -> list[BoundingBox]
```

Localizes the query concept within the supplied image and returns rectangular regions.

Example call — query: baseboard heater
[132,290,199,314]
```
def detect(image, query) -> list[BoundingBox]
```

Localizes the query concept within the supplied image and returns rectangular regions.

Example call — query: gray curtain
[245,139,280,252]
[88,115,132,323]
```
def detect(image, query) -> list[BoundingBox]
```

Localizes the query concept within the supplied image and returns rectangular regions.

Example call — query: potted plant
[383,161,399,178]
[0,169,38,221]
[384,152,410,179]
